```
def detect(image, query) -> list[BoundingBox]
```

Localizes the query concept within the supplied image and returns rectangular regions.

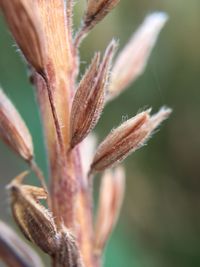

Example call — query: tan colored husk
[8,172,59,255]
[70,40,117,148]
[56,226,84,267]
[0,0,46,73]
[85,0,120,31]
[71,40,116,266]
[0,88,33,161]
[8,172,83,267]
[91,107,172,172]
[74,0,120,46]
[108,12,168,100]
[91,110,150,172]
[70,53,100,148]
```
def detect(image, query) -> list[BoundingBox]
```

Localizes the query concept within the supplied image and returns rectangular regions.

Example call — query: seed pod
[75,0,120,46]
[70,53,100,148]
[0,0,46,72]
[70,40,117,148]
[7,172,83,267]
[84,0,120,31]
[91,107,171,172]
[94,167,125,255]
[108,12,168,100]
[53,227,84,267]
[0,88,33,161]
[7,172,59,255]
[91,110,150,172]
[0,220,44,267]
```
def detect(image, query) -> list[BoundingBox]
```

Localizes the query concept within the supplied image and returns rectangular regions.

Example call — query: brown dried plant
[0,1,171,267]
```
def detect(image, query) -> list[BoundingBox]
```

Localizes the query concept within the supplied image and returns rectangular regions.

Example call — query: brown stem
[40,72,65,157]
[29,158,48,193]
[74,25,88,48]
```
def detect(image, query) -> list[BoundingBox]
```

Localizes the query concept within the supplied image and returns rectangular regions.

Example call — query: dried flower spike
[0,1,170,267]
[94,166,125,255]
[70,40,117,148]
[108,12,168,100]
[0,88,33,161]
[0,0,46,73]
[0,220,44,267]
[91,107,171,172]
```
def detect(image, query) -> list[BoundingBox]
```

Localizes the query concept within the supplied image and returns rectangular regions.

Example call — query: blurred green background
[1,1,200,267]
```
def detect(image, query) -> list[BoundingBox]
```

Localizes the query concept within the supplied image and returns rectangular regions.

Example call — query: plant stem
[40,72,65,157]
[29,158,48,193]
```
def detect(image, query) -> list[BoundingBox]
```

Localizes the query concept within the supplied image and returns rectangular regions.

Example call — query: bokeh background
[0,1,200,266]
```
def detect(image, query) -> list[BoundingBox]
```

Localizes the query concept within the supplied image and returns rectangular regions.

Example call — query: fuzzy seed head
[70,40,117,148]
[91,107,171,172]
[0,2,171,267]
[91,110,150,172]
